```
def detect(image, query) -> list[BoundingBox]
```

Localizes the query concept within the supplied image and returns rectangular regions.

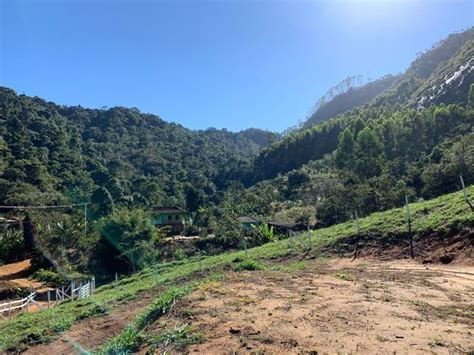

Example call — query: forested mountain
[251,28,474,182]
[303,28,473,129]
[0,87,276,212]
[0,28,472,275]
[303,75,400,128]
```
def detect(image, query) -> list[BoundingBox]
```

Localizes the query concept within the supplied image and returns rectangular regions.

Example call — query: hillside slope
[0,87,275,209]
[1,186,472,352]
[303,75,400,128]
[302,28,473,129]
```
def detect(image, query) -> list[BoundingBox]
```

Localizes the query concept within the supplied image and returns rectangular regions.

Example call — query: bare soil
[143,258,474,354]
[24,291,156,355]
[0,259,44,292]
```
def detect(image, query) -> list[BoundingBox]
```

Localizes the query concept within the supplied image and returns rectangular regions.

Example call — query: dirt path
[143,258,474,354]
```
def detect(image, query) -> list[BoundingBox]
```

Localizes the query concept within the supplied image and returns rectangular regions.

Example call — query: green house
[237,216,260,231]
[151,206,193,235]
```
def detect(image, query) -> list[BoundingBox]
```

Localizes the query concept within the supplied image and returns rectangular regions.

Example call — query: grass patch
[234,259,264,271]
[270,260,308,273]
[101,283,198,354]
[148,324,205,352]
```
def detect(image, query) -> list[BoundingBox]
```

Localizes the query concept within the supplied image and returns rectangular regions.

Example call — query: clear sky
[0,0,472,132]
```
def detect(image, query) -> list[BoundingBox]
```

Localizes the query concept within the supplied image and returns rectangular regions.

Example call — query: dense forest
[0,88,276,211]
[0,28,473,277]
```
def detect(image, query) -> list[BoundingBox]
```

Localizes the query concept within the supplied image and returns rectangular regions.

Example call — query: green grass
[0,186,472,352]
[100,283,198,354]
[270,260,309,273]
[234,258,264,271]
[148,324,205,352]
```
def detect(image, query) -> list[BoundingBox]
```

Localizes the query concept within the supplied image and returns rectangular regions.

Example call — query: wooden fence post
[460,175,473,211]
[47,290,51,309]
[405,196,414,259]
[352,211,361,261]
[198,249,202,271]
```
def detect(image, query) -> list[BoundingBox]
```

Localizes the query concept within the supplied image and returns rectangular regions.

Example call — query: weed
[77,304,109,320]
[234,259,264,271]
[429,336,446,347]
[376,335,389,342]
[334,272,353,281]
[149,324,205,351]
[271,261,308,273]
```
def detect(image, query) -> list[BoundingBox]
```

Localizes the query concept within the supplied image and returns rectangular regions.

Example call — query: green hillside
[0,86,276,210]
[1,186,472,352]
[303,28,473,129]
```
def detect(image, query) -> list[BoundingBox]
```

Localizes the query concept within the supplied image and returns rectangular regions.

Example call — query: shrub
[234,259,264,272]
[32,269,66,287]
[173,248,187,261]
[0,228,25,263]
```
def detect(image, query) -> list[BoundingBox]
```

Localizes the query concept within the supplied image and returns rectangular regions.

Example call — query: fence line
[283,182,473,260]
[0,277,95,320]
[0,290,41,320]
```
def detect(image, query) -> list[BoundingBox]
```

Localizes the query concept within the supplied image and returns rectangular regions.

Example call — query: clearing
[24,257,474,354]
[139,257,474,354]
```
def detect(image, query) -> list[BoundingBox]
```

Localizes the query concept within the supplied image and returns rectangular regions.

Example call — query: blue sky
[1,0,472,132]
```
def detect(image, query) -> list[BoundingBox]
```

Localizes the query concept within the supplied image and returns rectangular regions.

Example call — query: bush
[0,228,25,263]
[212,214,243,249]
[234,259,264,272]
[173,248,187,261]
[32,269,66,287]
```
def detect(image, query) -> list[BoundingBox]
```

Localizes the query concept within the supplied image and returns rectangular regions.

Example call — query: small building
[237,216,260,231]
[151,206,192,235]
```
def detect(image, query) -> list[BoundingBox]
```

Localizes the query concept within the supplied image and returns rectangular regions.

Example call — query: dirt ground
[24,291,156,355]
[18,257,474,354]
[0,259,44,291]
[143,258,474,354]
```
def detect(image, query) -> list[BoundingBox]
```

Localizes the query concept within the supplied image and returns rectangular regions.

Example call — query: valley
[0,20,473,354]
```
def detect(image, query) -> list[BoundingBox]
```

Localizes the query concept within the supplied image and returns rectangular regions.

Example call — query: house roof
[151,206,188,214]
[237,216,259,223]
[266,221,296,228]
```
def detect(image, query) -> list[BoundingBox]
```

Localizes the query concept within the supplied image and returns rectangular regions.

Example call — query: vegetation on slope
[302,27,473,129]
[303,75,400,128]
[0,186,472,352]
[0,86,276,211]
